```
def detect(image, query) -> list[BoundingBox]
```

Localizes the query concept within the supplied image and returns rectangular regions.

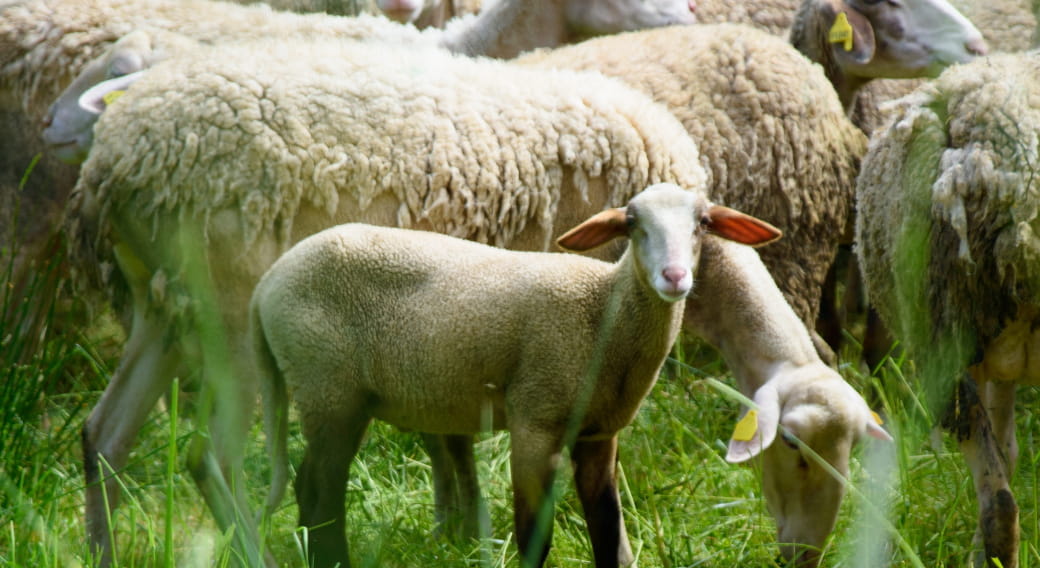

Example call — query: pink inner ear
[706,205,782,247]
[556,208,627,251]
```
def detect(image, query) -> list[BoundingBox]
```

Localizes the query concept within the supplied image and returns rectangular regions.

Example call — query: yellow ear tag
[102,90,126,107]
[732,409,758,442]
[828,12,854,52]
[871,411,884,425]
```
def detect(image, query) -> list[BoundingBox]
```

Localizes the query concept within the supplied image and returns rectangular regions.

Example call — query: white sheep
[856,50,1040,568]
[66,36,714,566]
[694,236,892,567]
[252,183,781,568]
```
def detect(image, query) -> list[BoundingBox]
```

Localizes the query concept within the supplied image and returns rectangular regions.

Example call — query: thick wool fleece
[857,51,1040,352]
[519,23,867,326]
[71,37,707,318]
[0,0,425,119]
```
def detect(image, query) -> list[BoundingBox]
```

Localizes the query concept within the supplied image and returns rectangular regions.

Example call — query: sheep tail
[250,297,290,519]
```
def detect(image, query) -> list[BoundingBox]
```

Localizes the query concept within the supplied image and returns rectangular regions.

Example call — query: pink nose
[662,266,687,287]
[688,0,696,13]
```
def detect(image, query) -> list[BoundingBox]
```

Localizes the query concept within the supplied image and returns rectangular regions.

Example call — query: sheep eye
[625,213,636,229]
[699,214,711,227]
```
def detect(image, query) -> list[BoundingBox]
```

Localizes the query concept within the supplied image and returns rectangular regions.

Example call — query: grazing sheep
[253,184,781,568]
[67,37,712,566]
[856,51,1040,568]
[695,237,892,567]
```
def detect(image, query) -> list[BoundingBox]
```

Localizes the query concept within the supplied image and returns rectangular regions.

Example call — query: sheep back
[519,23,867,324]
[857,52,1040,356]
[73,38,707,318]
[0,0,425,119]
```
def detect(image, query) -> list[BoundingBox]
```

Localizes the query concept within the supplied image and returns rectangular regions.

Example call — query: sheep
[694,236,892,567]
[252,183,782,568]
[66,36,715,566]
[856,50,1040,568]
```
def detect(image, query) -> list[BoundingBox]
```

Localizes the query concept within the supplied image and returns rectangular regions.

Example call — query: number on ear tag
[732,409,758,442]
[828,12,854,52]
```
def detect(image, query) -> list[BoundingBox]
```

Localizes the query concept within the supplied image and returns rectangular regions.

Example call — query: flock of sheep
[1,0,1038,566]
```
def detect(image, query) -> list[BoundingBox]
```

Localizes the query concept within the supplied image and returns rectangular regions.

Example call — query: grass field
[0,218,1038,568]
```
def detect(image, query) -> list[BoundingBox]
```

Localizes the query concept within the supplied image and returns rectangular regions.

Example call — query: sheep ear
[865,411,894,442]
[78,70,146,115]
[704,205,782,247]
[824,1,876,64]
[725,383,780,463]
[556,207,628,251]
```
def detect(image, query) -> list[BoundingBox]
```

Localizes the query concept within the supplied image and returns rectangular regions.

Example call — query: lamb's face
[625,184,703,302]
[726,365,892,567]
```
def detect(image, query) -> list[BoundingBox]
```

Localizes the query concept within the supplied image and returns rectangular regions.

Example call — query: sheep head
[726,362,891,567]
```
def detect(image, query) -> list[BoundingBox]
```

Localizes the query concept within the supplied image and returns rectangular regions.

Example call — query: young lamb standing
[251,184,782,568]
[856,51,1040,568]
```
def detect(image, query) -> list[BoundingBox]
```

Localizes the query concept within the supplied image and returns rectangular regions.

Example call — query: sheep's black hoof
[978,488,1019,568]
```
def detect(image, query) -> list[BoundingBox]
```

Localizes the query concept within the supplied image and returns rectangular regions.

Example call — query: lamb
[66,36,714,566]
[856,51,1040,568]
[252,184,782,568]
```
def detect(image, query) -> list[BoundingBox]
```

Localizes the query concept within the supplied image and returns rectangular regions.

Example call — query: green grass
[1,174,1037,566]
[4,306,1040,567]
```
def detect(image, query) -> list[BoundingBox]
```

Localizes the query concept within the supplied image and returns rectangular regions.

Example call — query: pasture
[2,221,1039,567]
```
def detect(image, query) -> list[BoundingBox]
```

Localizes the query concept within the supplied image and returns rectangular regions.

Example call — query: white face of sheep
[41,30,162,165]
[565,0,697,36]
[726,365,892,567]
[824,0,986,79]
[557,183,782,303]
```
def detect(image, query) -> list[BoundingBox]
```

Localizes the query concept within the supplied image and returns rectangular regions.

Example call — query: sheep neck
[571,249,685,436]
[684,239,820,395]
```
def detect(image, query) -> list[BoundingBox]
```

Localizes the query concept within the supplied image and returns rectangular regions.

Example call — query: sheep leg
[183,334,272,567]
[296,413,371,568]
[945,376,1019,568]
[422,433,487,540]
[509,427,562,568]
[571,436,633,567]
[82,313,182,567]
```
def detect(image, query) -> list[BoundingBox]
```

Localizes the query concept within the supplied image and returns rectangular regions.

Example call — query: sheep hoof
[977,488,1019,568]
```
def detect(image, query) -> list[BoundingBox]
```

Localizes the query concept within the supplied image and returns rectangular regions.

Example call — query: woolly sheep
[694,237,892,567]
[252,184,781,568]
[67,37,714,566]
[856,51,1040,568]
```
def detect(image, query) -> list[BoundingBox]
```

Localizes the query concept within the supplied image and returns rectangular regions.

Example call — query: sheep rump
[857,51,1040,353]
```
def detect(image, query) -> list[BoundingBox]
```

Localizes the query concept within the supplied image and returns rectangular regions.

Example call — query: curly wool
[857,51,1040,350]
[73,38,707,312]
[0,0,426,119]
[690,0,798,36]
[518,23,867,326]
